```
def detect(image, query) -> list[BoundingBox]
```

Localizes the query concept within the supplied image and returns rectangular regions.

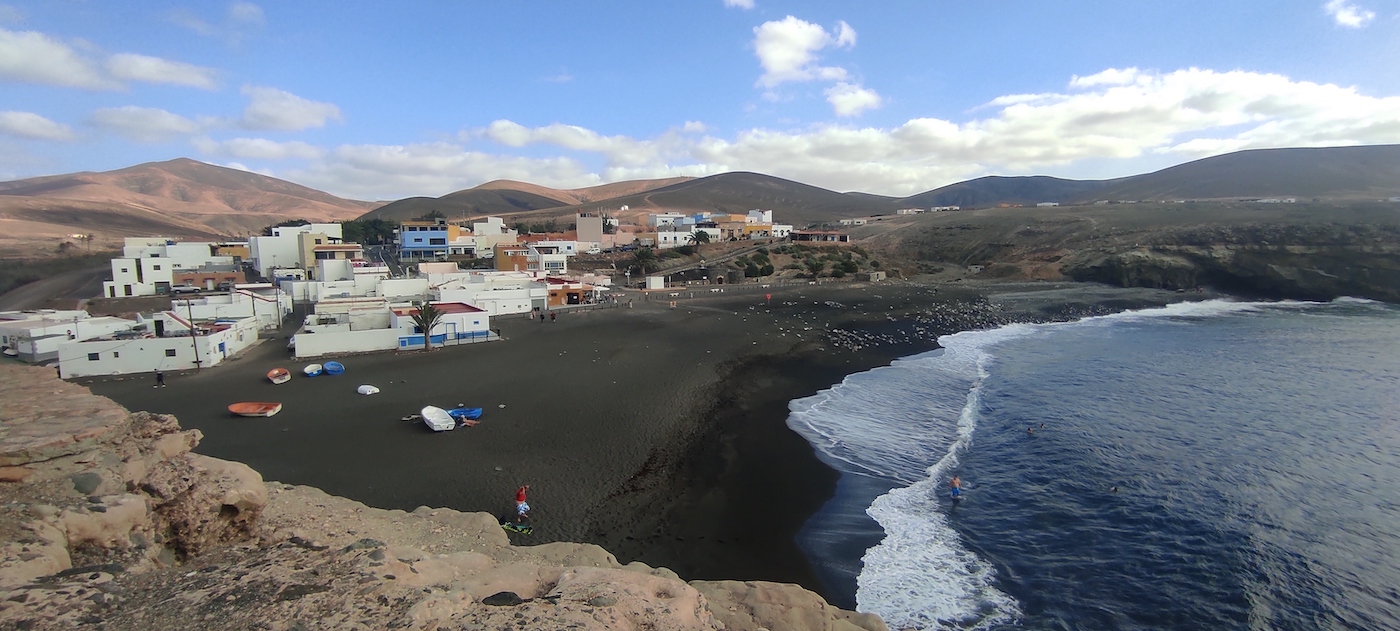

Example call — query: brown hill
[474,177,693,206]
[361,177,693,223]
[1072,144,1400,203]
[496,172,900,228]
[0,158,377,255]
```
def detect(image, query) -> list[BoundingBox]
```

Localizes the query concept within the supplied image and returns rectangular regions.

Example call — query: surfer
[950,475,962,500]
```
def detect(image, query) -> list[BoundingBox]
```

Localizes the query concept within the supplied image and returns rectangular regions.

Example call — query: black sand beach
[81,278,1197,601]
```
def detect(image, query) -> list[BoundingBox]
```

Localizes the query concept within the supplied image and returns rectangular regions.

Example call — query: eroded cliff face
[1062,243,1400,301]
[873,202,1400,302]
[0,365,885,631]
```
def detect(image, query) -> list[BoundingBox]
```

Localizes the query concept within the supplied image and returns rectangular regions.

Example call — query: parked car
[216,281,235,291]
[171,284,201,294]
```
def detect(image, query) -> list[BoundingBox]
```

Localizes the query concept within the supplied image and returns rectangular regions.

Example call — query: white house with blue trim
[291,300,493,358]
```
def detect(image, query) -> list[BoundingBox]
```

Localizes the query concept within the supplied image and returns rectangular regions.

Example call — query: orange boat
[228,402,283,417]
[267,368,291,385]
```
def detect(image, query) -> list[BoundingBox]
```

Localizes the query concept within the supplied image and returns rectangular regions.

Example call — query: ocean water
[788,298,1400,630]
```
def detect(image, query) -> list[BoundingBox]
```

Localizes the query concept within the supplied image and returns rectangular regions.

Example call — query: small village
[0,209,881,407]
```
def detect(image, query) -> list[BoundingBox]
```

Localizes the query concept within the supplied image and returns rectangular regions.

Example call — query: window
[165,349,177,357]
[113,352,119,358]
[429,238,446,245]
[87,353,99,361]
[120,267,128,273]
[315,238,323,244]
[152,265,161,270]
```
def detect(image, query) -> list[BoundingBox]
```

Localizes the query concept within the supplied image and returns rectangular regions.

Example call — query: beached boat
[323,361,345,375]
[357,384,380,395]
[448,406,483,421]
[267,368,291,384]
[228,402,283,417]
[421,406,456,432]
[303,363,323,377]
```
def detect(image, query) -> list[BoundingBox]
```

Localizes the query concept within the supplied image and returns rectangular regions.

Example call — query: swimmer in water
[950,475,962,500]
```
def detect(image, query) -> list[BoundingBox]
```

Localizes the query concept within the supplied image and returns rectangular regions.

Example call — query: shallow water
[790,298,1400,629]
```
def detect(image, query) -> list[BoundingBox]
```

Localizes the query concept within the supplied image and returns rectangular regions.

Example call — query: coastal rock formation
[1063,243,1400,301]
[0,364,885,631]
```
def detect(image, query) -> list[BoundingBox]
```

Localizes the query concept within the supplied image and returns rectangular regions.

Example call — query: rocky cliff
[869,201,1400,302]
[0,364,885,631]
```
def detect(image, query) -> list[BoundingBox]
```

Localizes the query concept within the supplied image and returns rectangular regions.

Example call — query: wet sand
[82,278,1195,601]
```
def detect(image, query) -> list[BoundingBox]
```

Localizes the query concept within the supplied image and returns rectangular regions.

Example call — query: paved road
[0,266,110,311]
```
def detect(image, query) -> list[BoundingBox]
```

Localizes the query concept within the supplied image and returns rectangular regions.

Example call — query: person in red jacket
[514,484,531,522]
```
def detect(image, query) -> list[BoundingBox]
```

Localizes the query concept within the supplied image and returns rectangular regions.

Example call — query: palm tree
[687,230,711,246]
[632,247,659,275]
[409,302,444,352]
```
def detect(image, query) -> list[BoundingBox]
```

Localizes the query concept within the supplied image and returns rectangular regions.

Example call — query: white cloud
[1324,0,1375,27]
[252,67,1400,200]
[0,27,222,91]
[477,120,701,167]
[228,2,265,26]
[752,16,855,88]
[106,53,218,90]
[461,68,1400,197]
[193,136,323,160]
[238,85,342,131]
[170,2,265,43]
[0,111,74,141]
[0,28,119,89]
[723,0,755,9]
[290,142,602,199]
[826,82,882,117]
[1070,67,1144,88]
[88,106,201,142]
[0,5,24,23]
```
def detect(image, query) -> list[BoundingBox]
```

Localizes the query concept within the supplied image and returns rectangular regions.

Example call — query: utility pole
[186,299,202,373]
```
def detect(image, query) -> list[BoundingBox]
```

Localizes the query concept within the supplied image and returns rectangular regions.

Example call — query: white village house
[0,310,139,364]
[170,284,292,331]
[58,312,260,379]
[291,301,493,359]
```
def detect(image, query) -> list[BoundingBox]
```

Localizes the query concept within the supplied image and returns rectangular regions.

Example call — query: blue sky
[1,1,1397,200]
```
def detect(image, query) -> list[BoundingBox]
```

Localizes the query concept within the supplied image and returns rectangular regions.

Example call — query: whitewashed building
[248,223,344,278]
[291,301,492,358]
[58,313,260,379]
[434,272,548,316]
[171,284,291,330]
[0,310,139,363]
[101,238,236,298]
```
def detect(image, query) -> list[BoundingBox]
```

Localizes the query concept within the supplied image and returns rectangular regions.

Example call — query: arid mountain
[474,177,694,206]
[0,158,377,254]
[899,175,1118,209]
[362,177,694,223]
[1071,145,1400,203]
[495,172,901,228]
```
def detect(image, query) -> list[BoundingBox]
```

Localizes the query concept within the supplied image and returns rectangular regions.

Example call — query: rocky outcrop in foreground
[0,365,885,631]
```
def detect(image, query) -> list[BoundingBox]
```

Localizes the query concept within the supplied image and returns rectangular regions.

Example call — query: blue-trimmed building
[396,219,456,261]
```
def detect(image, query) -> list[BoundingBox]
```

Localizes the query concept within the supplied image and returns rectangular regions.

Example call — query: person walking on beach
[514,484,531,522]
[154,370,165,388]
[549,311,556,322]
[950,475,962,500]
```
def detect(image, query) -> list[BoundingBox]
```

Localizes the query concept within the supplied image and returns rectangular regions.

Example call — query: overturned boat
[421,406,456,432]
[228,402,283,417]
[267,368,291,384]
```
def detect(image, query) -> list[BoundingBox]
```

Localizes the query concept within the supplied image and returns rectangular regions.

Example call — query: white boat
[420,405,456,432]
[357,384,380,395]
[303,363,323,377]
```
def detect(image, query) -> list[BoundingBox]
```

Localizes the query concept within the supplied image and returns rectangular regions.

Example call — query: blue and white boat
[447,406,483,421]
[323,361,345,375]
[303,363,323,377]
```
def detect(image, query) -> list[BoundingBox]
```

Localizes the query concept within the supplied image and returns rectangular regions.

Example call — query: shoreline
[77,278,1205,606]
